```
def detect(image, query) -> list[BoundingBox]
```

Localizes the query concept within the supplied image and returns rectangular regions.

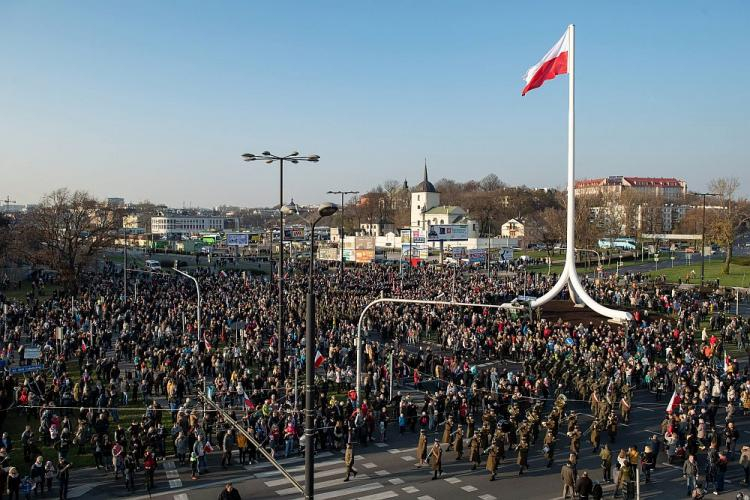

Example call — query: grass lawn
[4,360,150,470]
[0,282,62,301]
[647,258,750,288]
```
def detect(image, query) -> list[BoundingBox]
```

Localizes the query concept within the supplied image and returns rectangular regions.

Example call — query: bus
[598,238,637,251]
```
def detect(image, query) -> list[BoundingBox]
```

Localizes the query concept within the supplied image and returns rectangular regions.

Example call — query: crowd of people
[0,256,747,499]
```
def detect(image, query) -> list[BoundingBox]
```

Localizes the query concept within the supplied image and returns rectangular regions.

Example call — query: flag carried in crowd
[666,391,681,413]
[314,350,325,368]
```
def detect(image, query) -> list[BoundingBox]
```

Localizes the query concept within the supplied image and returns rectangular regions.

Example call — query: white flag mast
[529,25,632,323]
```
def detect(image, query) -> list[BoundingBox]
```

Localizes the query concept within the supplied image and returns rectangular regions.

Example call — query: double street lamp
[690,191,718,286]
[326,190,359,283]
[242,151,320,374]
[281,202,338,500]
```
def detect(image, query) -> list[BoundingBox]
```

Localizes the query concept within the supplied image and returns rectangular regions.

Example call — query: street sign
[10,364,44,374]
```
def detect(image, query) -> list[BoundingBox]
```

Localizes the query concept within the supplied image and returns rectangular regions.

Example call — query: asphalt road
[65,387,750,500]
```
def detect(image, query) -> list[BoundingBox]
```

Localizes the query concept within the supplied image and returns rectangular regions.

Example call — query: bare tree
[707,177,750,274]
[19,189,122,291]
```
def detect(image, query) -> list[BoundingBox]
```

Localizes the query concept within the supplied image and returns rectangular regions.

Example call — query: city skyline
[1,1,748,206]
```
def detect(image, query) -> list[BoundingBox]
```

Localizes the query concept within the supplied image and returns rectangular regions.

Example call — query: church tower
[410,160,440,229]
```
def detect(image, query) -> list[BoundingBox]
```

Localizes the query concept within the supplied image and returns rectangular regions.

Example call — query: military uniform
[453,426,464,460]
[469,435,481,470]
[344,444,358,481]
[416,430,427,467]
[486,442,499,481]
[430,441,443,479]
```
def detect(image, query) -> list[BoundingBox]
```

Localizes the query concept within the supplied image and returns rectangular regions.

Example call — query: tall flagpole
[530,24,632,323]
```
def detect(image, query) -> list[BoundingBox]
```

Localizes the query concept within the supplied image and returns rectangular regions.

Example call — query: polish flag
[724,354,732,373]
[204,338,212,351]
[666,391,681,414]
[81,340,87,352]
[314,350,325,369]
[521,29,570,96]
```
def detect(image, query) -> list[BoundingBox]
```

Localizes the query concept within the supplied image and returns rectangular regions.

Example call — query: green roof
[424,205,464,215]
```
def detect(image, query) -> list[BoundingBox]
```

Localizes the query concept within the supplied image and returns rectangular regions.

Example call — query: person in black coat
[218,482,241,500]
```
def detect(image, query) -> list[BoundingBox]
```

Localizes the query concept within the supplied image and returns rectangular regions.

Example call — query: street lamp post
[243,151,320,375]
[283,202,338,500]
[327,190,359,283]
[691,191,718,286]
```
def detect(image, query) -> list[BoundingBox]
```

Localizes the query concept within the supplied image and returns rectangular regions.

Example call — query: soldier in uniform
[619,395,631,424]
[567,425,582,456]
[607,412,618,443]
[516,438,529,476]
[430,439,443,480]
[416,429,427,467]
[453,425,464,460]
[486,439,499,481]
[443,417,454,450]
[344,443,358,481]
[466,415,475,439]
[469,434,481,470]
[589,419,601,454]
[480,423,490,450]
[543,430,556,468]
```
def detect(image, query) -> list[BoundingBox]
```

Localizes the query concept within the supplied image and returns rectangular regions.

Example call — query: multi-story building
[575,176,687,200]
[151,215,239,235]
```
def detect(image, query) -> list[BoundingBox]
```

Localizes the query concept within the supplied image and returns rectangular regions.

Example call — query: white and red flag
[666,391,681,414]
[314,350,325,369]
[521,29,570,96]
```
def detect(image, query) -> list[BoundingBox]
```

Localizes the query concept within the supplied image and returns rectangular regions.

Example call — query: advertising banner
[317,248,340,261]
[411,228,426,243]
[355,249,375,263]
[428,224,469,241]
[284,227,305,241]
[226,233,250,246]
[468,248,486,264]
[343,249,355,262]
[355,237,375,250]
[451,246,466,259]
[501,248,514,261]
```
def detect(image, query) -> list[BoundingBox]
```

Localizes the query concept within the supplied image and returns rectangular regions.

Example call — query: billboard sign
[468,248,486,264]
[355,237,375,250]
[428,224,468,241]
[451,246,466,259]
[317,248,340,261]
[343,249,355,262]
[283,227,305,241]
[226,233,250,246]
[355,249,375,263]
[501,248,514,261]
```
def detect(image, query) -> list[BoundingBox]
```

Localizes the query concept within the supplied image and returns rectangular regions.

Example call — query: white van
[145,260,162,272]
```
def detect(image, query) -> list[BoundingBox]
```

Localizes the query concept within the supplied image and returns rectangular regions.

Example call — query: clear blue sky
[1,1,748,207]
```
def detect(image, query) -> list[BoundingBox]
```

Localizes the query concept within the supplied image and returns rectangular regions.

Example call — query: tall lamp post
[326,190,359,282]
[691,191,718,286]
[282,202,338,500]
[242,151,320,374]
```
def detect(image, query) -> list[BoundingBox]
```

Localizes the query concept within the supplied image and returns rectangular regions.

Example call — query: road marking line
[275,475,371,495]
[374,470,389,476]
[355,492,398,500]
[374,443,388,448]
[460,485,477,492]
[174,494,188,500]
[402,486,419,493]
[362,462,377,469]
[255,459,343,478]
[168,479,182,489]
[265,467,347,487]
[388,478,404,485]
[387,449,403,454]
[166,470,180,479]
[444,477,461,484]
[400,455,415,461]
[290,482,383,500]
[163,461,176,470]
[417,496,435,500]
[478,495,496,500]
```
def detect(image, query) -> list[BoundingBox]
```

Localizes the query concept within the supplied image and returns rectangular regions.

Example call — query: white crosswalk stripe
[289,483,383,500]
[355,492,398,500]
